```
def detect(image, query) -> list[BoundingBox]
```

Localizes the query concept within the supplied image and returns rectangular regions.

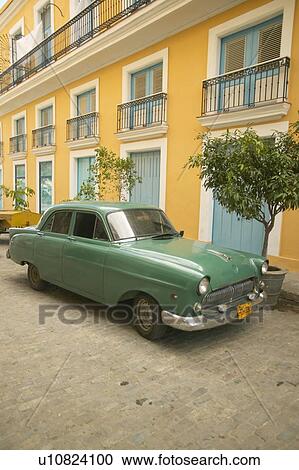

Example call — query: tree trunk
[262,226,271,258]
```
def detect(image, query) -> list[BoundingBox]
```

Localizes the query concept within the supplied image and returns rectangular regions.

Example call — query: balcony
[32,125,55,155]
[66,112,99,149]
[199,57,290,129]
[9,134,27,157]
[116,92,168,141]
[0,0,153,98]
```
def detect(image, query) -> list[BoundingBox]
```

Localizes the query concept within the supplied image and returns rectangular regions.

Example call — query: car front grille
[203,278,255,306]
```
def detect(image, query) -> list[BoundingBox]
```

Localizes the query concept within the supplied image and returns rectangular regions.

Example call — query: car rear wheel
[133,294,168,340]
[27,264,47,291]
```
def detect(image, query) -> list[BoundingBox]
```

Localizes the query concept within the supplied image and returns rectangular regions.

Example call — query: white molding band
[198,120,289,257]
[120,137,168,211]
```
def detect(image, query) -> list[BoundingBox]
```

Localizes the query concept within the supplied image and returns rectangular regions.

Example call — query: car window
[42,213,54,232]
[73,212,109,241]
[74,212,96,239]
[94,217,109,241]
[51,211,72,235]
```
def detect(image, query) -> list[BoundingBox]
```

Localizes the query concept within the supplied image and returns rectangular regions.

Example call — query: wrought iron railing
[32,125,55,148]
[117,92,167,132]
[0,0,154,96]
[66,112,99,141]
[201,57,290,116]
[10,134,27,154]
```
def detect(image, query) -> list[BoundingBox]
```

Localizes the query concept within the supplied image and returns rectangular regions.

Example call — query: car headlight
[261,261,269,275]
[198,277,210,295]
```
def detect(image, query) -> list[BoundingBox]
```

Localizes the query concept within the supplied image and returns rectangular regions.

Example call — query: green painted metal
[8,202,265,316]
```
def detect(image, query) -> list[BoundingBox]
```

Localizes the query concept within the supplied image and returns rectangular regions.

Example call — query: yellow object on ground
[0,210,41,234]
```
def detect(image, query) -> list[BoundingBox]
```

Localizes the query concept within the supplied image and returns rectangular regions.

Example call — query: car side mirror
[179,230,184,238]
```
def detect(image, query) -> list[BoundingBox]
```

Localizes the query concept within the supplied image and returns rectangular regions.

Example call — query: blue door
[130,151,160,206]
[212,199,264,255]
[219,15,282,111]
[130,63,163,129]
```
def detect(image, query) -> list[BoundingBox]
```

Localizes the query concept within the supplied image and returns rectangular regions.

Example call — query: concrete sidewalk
[280,272,299,307]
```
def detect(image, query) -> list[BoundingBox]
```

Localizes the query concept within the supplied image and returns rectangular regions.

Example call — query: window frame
[71,210,111,242]
[39,209,73,236]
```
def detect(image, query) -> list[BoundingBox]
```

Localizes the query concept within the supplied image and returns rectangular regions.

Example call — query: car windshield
[107,209,178,241]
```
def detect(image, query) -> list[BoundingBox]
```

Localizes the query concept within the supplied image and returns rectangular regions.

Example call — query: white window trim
[120,138,167,211]
[206,0,295,79]
[69,148,97,199]
[11,110,26,137]
[34,0,55,35]
[13,159,27,192]
[198,121,289,257]
[9,17,25,62]
[122,48,168,102]
[35,97,56,128]
[69,79,99,118]
[36,155,55,213]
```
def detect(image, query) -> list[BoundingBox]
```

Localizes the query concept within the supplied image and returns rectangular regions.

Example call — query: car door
[34,210,72,283]
[62,211,110,300]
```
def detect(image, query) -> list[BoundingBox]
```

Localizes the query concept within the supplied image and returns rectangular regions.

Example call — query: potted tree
[186,124,299,306]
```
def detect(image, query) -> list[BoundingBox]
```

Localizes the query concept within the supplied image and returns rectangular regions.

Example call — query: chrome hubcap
[137,299,154,331]
[30,266,40,285]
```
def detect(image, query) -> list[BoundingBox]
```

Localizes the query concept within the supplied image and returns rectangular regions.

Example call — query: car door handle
[67,236,75,241]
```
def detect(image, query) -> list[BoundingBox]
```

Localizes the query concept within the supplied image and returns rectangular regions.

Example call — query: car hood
[122,237,260,290]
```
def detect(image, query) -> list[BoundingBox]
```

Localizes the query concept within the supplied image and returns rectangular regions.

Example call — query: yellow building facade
[0,0,298,269]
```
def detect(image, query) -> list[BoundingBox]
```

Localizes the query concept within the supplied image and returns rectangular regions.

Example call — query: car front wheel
[27,264,47,291]
[133,294,168,340]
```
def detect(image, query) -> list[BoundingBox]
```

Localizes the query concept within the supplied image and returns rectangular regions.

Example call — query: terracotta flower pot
[262,265,288,307]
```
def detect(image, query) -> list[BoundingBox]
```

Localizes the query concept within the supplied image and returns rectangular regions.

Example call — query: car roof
[48,201,158,215]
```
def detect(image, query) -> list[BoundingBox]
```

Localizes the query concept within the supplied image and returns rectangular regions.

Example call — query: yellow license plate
[237,302,252,319]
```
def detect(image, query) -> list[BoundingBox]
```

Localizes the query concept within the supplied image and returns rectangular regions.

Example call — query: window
[49,211,72,234]
[94,217,109,241]
[73,212,109,240]
[37,105,54,146]
[76,89,96,116]
[220,15,283,73]
[42,213,54,231]
[77,156,95,194]
[0,166,3,209]
[40,3,52,60]
[131,63,163,99]
[15,164,25,191]
[15,117,25,136]
[39,161,53,213]
[108,209,176,241]
[40,106,53,127]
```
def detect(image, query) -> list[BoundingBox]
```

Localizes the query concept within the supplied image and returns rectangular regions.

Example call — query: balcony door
[219,15,282,111]
[14,117,25,153]
[74,88,96,139]
[130,63,163,129]
[39,105,53,146]
[40,3,52,62]
[130,151,160,206]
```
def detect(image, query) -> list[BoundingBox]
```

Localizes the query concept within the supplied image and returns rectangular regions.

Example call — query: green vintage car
[8,201,268,340]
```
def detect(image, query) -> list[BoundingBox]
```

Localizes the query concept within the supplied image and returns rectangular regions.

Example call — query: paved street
[0,236,298,450]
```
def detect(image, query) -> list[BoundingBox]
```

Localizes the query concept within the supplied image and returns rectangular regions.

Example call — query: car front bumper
[161,293,265,332]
